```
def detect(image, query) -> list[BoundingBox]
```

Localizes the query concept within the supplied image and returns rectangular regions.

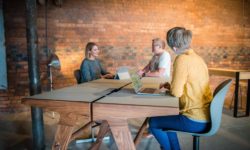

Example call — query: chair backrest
[74,69,81,84]
[205,79,232,136]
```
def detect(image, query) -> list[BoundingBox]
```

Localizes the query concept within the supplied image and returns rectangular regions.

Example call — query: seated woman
[80,42,114,83]
[149,27,213,150]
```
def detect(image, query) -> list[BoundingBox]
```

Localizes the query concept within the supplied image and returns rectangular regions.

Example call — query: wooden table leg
[52,124,74,150]
[89,120,110,150]
[70,121,93,141]
[134,117,149,146]
[107,119,136,150]
[52,113,83,150]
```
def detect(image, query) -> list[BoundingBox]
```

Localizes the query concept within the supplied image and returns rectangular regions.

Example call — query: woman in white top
[138,38,171,81]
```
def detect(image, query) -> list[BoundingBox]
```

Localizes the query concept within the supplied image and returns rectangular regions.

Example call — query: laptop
[114,66,131,80]
[129,71,167,96]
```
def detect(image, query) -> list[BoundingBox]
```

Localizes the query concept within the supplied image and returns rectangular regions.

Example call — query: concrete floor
[0,108,250,150]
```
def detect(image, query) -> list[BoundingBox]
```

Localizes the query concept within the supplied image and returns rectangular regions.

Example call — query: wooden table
[92,78,179,150]
[22,78,178,150]
[209,68,250,117]
[22,79,131,150]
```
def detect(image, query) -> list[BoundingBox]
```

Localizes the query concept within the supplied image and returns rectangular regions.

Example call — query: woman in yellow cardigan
[149,27,213,150]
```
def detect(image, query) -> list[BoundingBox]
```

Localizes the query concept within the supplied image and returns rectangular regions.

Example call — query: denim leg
[149,115,210,150]
[167,132,180,150]
[149,115,183,150]
[149,128,171,150]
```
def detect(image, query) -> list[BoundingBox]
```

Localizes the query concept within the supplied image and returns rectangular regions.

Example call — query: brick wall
[1,0,250,111]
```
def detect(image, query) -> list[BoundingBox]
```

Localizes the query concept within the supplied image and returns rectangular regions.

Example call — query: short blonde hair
[152,38,165,49]
[166,27,192,51]
[85,42,97,59]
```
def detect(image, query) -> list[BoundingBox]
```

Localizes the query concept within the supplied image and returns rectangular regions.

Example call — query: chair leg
[91,126,95,142]
[230,84,243,110]
[193,136,199,150]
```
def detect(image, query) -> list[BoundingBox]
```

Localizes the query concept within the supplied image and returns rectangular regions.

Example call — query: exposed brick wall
[1,0,250,111]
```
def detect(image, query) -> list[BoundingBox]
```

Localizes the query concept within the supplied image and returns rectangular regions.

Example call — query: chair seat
[168,129,211,137]
[164,79,232,150]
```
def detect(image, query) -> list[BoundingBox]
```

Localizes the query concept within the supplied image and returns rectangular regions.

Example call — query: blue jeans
[149,115,211,150]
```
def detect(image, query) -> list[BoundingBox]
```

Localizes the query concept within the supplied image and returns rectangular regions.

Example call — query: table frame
[22,78,179,150]
[91,103,179,150]
[22,99,92,150]
[209,68,250,117]
[22,79,131,150]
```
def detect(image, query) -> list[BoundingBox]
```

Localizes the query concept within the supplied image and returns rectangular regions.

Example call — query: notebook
[129,71,167,96]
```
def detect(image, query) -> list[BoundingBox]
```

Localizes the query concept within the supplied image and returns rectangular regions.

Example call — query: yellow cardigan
[171,49,213,121]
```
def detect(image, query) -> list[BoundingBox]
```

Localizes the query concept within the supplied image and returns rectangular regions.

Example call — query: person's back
[172,49,212,121]
[149,27,212,150]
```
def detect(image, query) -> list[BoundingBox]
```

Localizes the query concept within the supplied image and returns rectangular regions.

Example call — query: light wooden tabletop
[24,79,131,102]
[209,68,250,79]
[209,68,250,73]
[96,83,178,107]
[94,77,178,108]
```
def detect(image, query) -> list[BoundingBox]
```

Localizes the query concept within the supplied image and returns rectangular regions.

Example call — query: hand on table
[102,74,115,79]
[138,70,146,77]
[159,82,171,90]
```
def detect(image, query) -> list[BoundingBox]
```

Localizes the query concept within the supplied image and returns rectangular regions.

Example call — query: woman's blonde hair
[166,27,192,52]
[85,42,97,59]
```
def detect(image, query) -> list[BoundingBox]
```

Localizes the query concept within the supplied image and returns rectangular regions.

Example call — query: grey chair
[170,79,232,150]
[74,69,81,84]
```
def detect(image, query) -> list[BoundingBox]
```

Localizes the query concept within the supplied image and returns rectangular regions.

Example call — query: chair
[170,79,232,150]
[74,69,81,84]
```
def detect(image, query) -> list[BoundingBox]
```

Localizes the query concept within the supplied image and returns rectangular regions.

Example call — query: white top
[149,51,171,81]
